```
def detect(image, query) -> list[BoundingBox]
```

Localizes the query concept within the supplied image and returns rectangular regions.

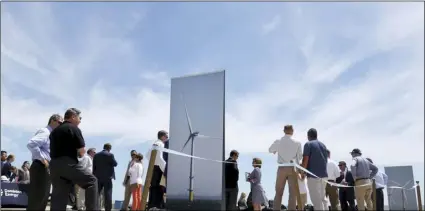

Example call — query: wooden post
[372,179,377,211]
[141,148,158,211]
[417,181,423,211]
[290,162,302,211]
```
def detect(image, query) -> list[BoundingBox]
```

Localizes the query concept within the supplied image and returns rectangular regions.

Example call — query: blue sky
[1,2,424,206]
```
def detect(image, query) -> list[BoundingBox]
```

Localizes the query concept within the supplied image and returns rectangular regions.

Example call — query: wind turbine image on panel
[388,180,412,210]
[180,93,222,203]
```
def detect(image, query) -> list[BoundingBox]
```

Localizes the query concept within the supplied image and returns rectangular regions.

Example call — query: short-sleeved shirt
[50,121,85,162]
[303,140,328,178]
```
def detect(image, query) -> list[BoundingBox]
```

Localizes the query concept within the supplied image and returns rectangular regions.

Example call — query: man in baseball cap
[349,148,378,211]
[350,148,362,155]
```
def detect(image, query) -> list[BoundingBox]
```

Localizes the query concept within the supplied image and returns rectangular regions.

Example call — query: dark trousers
[49,157,98,211]
[27,160,51,211]
[225,188,239,210]
[148,165,164,209]
[372,188,384,211]
[339,189,356,211]
[98,179,113,211]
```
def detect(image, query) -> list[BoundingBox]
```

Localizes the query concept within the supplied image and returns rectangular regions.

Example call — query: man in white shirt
[268,125,302,211]
[146,130,168,209]
[325,149,340,210]
[366,158,387,211]
[76,148,96,211]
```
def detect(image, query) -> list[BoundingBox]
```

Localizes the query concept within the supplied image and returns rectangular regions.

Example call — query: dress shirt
[78,154,93,172]
[373,171,388,189]
[342,168,348,183]
[298,178,308,194]
[327,159,340,181]
[128,162,144,185]
[268,135,302,164]
[27,126,52,161]
[125,160,134,177]
[350,156,378,180]
[146,140,166,172]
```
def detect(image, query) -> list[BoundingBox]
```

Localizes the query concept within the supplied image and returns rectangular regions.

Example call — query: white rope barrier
[151,145,417,191]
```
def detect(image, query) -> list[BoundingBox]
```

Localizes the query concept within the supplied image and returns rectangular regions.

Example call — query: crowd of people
[224,125,389,211]
[1,108,170,211]
[1,152,30,184]
[2,108,389,211]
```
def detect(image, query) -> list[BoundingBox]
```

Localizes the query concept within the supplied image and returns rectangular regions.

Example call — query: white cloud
[227,3,424,165]
[1,3,423,168]
[140,71,171,87]
[262,15,281,35]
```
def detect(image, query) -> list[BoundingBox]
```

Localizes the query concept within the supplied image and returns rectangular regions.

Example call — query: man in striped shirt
[27,114,63,211]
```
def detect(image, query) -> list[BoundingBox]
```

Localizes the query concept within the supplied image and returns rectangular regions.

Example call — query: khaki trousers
[273,167,297,211]
[299,193,307,210]
[325,182,340,210]
[354,179,372,211]
[122,180,132,210]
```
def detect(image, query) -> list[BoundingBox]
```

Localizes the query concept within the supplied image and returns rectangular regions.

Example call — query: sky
[1,1,424,207]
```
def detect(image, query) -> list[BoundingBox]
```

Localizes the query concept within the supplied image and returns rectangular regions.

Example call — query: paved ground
[0,206,113,210]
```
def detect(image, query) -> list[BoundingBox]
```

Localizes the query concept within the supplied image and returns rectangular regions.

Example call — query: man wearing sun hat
[349,148,378,211]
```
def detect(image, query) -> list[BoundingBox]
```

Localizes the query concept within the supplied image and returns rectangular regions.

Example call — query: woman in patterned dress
[247,158,268,211]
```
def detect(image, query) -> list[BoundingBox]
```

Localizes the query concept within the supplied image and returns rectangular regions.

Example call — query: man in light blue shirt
[366,158,387,211]
[26,114,63,211]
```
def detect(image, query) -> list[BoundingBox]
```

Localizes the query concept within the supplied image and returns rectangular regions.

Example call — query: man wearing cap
[349,148,378,211]
[366,158,387,211]
[269,125,302,211]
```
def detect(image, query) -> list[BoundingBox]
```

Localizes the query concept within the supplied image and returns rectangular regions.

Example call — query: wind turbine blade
[181,136,192,151]
[197,134,222,140]
[181,94,193,134]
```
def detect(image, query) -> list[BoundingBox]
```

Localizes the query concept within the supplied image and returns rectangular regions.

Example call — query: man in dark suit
[225,150,239,210]
[336,161,356,211]
[1,154,15,177]
[93,143,118,211]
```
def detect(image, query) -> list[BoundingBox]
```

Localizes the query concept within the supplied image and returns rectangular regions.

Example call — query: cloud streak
[1,2,423,168]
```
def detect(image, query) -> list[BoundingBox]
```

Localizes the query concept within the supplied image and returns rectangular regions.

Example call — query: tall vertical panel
[166,71,225,210]
[384,166,418,210]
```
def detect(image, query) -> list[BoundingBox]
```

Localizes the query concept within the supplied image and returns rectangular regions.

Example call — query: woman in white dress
[128,153,144,211]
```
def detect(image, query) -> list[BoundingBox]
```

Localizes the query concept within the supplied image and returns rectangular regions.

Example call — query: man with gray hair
[50,108,99,211]
[349,148,378,211]
[27,113,63,211]
[76,148,96,211]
